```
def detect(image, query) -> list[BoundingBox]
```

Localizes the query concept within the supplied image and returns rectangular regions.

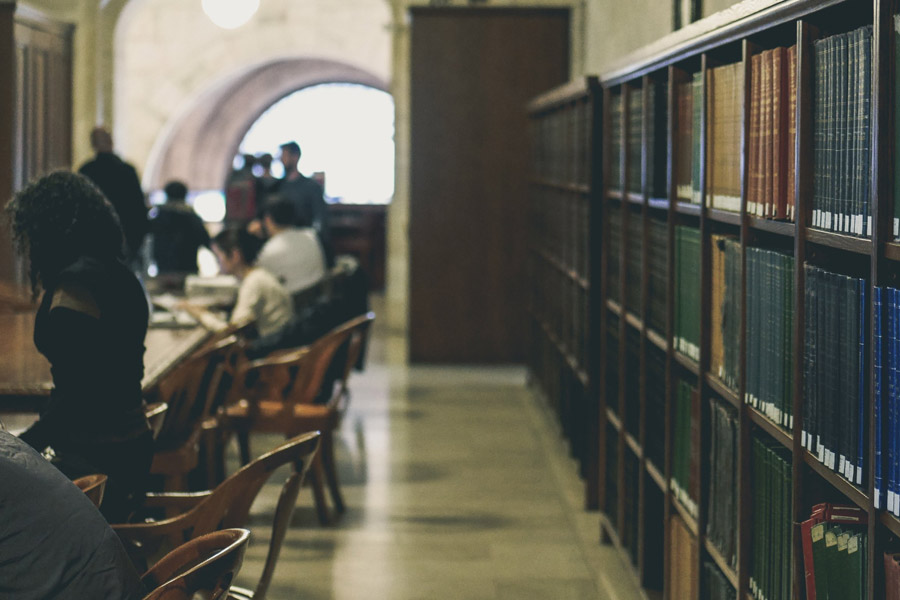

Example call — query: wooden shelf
[646,460,667,492]
[530,178,591,194]
[625,311,643,331]
[703,538,738,590]
[646,328,668,352]
[802,450,869,511]
[626,192,644,205]
[707,207,741,226]
[879,511,900,538]
[625,432,642,457]
[671,494,699,537]
[748,215,795,236]
[648,197,669,211]
[531,314,589,387]
[806,228,872,255]
[533,247,590,289]
[673,351,700,376]
[675,201,702,217]
[746,405,792,450]
[606,408,623,432]
[607,299,623,316]
[885,242,900,262]
[706,373,740,410]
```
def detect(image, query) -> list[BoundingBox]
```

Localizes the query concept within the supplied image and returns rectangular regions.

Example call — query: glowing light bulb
[201,0,259,30]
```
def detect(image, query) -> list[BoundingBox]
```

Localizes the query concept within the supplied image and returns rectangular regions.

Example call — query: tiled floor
[231,297,647,600]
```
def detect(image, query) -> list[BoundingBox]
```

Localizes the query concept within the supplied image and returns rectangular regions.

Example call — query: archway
[144,57,388,192]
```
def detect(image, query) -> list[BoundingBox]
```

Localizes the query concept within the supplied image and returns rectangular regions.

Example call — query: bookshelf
[526,78,603,508]
[527,0,900,598]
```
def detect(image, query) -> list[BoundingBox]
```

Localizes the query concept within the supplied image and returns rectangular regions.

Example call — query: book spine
[876,286,883,509]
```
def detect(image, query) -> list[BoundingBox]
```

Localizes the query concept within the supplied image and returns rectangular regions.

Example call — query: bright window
[238,83,395,205]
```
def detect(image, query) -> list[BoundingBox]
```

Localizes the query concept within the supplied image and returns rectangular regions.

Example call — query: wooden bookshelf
[526,77,602,508]
[527,1,900,598]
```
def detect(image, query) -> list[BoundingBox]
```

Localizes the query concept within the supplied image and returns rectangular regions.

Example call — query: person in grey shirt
[0,426,144,599]
[257,195,326,295]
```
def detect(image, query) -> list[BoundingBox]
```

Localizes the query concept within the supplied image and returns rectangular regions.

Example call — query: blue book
[888,288,900,515]
[888,287,895,513]
[875,286,883,508]
[857,283,866,485]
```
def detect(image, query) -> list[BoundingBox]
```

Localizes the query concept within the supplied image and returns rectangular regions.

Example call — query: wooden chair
[114,431,320,599]
[73,474,108,509]
[145,402,168,440]
[141,528,250,600]
[223,312,375,524]
[149,334,242,491]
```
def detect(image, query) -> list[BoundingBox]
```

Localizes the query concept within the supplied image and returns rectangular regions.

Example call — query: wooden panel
[409,8,569,363]
[0,12,73,287]
[0,5,15,282]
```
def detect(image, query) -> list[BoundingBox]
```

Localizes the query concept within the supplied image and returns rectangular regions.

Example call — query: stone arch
[144,57,389,191]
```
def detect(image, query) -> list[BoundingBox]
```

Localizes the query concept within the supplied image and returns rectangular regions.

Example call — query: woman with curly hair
[5,171,153,522]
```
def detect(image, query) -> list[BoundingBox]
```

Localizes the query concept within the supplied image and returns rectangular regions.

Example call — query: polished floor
[232,298,647,600]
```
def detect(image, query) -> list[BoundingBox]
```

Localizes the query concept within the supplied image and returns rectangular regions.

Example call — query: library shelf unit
[526,77,603,509]
[526,0,900,598]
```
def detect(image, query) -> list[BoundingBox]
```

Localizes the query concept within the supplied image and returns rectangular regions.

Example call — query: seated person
[211,225,294,338]
[256,194,326,295]
[0,425,144,599]
[150,180,210,275]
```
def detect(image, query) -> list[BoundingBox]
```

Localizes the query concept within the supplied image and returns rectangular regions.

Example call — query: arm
[18,285,102,451]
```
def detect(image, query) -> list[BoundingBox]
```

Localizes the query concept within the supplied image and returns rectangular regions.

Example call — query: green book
[846,532,863,600]
[692,71,702,204]
[811,522,828,599]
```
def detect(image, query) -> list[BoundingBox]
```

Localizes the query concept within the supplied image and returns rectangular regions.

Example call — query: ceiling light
[201,0,259,30]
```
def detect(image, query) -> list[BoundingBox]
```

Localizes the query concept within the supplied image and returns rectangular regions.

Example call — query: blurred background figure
[149,180,211,276]
[78,126,148,271]
[224,153,257,224]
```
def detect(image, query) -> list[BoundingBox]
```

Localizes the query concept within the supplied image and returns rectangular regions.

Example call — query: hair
[279,141,301,158]
[212,225,264,265]
[163,180,188,202]
[90,127,113,153]
[262,194,298,227]
[5,171,125,293]
[257,153,273,169]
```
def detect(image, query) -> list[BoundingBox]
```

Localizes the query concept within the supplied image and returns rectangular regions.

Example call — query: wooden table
[0,312,212,412]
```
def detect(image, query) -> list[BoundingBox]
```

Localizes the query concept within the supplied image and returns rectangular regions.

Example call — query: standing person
[211,225,294,338]
[278,141,334,266]
[78,126,148,266]
[150,180,210,275]
[257,194,326,295]
[5,172,154,523]
[255,153,280,203]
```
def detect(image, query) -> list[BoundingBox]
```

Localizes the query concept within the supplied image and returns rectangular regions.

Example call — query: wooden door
[409,8,569,363]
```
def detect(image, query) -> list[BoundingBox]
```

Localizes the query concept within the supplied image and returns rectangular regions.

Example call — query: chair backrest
[113,431,320,560]
[330,312,375,403]
[141,528,250,600]
[73,474,108,509]
[287,312,375,408]
[144,402,168,440]
[154,335,240,444]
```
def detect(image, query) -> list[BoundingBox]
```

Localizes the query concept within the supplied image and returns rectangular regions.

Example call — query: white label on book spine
[876,486,881,509]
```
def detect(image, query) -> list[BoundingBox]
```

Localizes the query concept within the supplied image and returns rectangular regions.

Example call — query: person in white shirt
[211,226,293,338]
[257,195,326,295]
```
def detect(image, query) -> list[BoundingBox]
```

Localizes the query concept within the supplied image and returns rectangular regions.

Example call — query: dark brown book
[676,81,694,201]
[761,49,774,218]
[749,53,762,217]
[772,47,788,220]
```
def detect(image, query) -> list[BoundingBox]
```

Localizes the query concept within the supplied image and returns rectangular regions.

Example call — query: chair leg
[237,430,252,466]
[321,431,345,514]
[308,454,331,525]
